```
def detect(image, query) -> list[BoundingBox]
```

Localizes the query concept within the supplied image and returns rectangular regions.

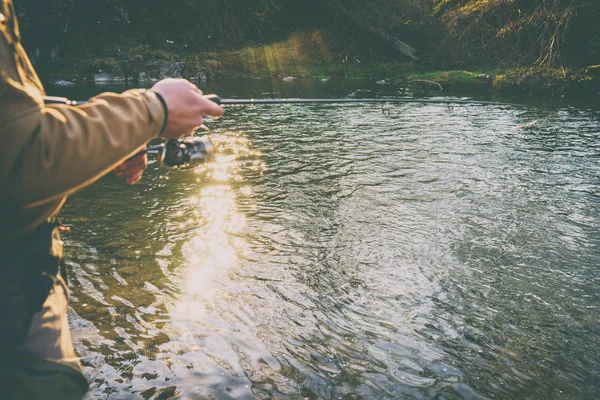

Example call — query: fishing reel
[147,136,214,168]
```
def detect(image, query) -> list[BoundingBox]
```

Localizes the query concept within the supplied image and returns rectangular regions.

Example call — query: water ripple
[60,90,600,399]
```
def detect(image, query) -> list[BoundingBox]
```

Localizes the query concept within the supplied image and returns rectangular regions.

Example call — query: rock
[189,70,208,82]
[320,78,329,82]
[52,79,74,86]
[138,61,186,82]
[118,55,144,83]
[93,60,203,84]
[376,79,387,84]
[93,72,112,83]
[93,72,125,84]
[159,62,185,79]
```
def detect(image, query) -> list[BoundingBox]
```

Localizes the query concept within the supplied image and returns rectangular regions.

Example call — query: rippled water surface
[54,80,600,399]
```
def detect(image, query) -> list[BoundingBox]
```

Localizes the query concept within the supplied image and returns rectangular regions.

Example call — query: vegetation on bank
[15,0,600,93]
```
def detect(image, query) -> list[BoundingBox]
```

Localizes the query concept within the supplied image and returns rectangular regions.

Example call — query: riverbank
[36,31,600,99]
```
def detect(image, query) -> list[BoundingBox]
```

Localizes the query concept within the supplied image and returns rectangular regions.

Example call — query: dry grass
[216,31,336,78]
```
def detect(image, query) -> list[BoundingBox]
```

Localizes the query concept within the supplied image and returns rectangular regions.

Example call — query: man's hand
[152,79,224,139]
[114,145,148,184]
[115,79,223,183]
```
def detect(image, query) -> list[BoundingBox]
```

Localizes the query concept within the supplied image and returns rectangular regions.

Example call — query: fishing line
[203,95,525,108]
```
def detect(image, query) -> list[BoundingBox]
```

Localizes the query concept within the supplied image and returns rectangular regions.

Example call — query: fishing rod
[204,95,523,107]
[43,94,523,167]
[44,94,524,108]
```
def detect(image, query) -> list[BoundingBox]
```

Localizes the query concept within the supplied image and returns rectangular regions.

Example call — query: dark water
[51,79,600,399]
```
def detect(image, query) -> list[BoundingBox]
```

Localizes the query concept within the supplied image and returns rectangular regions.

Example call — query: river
[48,79,600,399]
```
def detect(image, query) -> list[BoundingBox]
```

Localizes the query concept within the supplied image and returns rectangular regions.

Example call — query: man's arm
[0,80,166,208]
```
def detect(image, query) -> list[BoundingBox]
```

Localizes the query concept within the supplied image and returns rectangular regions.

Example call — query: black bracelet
[153,91,169,136]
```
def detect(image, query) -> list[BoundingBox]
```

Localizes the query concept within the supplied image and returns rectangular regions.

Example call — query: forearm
[1,88,165,207]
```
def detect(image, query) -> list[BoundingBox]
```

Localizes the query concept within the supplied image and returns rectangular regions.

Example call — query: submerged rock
[278,74,297,82]
[52,79,74,86]
[139,61,205,82]
[94,72,125,84]
[80,60,209,84]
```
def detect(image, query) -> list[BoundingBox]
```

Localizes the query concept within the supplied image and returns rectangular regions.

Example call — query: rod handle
[204,94,221,105]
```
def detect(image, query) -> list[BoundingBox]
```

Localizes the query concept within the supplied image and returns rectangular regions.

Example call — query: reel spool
[154,136,214,167]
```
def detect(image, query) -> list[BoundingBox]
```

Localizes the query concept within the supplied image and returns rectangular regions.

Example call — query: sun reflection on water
[171,133,255,322]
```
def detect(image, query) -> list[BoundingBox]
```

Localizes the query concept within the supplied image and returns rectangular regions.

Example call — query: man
[0,0,223,398]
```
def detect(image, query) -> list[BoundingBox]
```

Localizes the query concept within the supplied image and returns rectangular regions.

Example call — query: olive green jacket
[0,0,166,238]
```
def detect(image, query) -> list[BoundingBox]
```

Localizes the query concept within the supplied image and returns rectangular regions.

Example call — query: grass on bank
[37,30,600,95]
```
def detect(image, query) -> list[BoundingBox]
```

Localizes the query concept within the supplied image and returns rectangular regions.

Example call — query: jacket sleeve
[0,79,166,208]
